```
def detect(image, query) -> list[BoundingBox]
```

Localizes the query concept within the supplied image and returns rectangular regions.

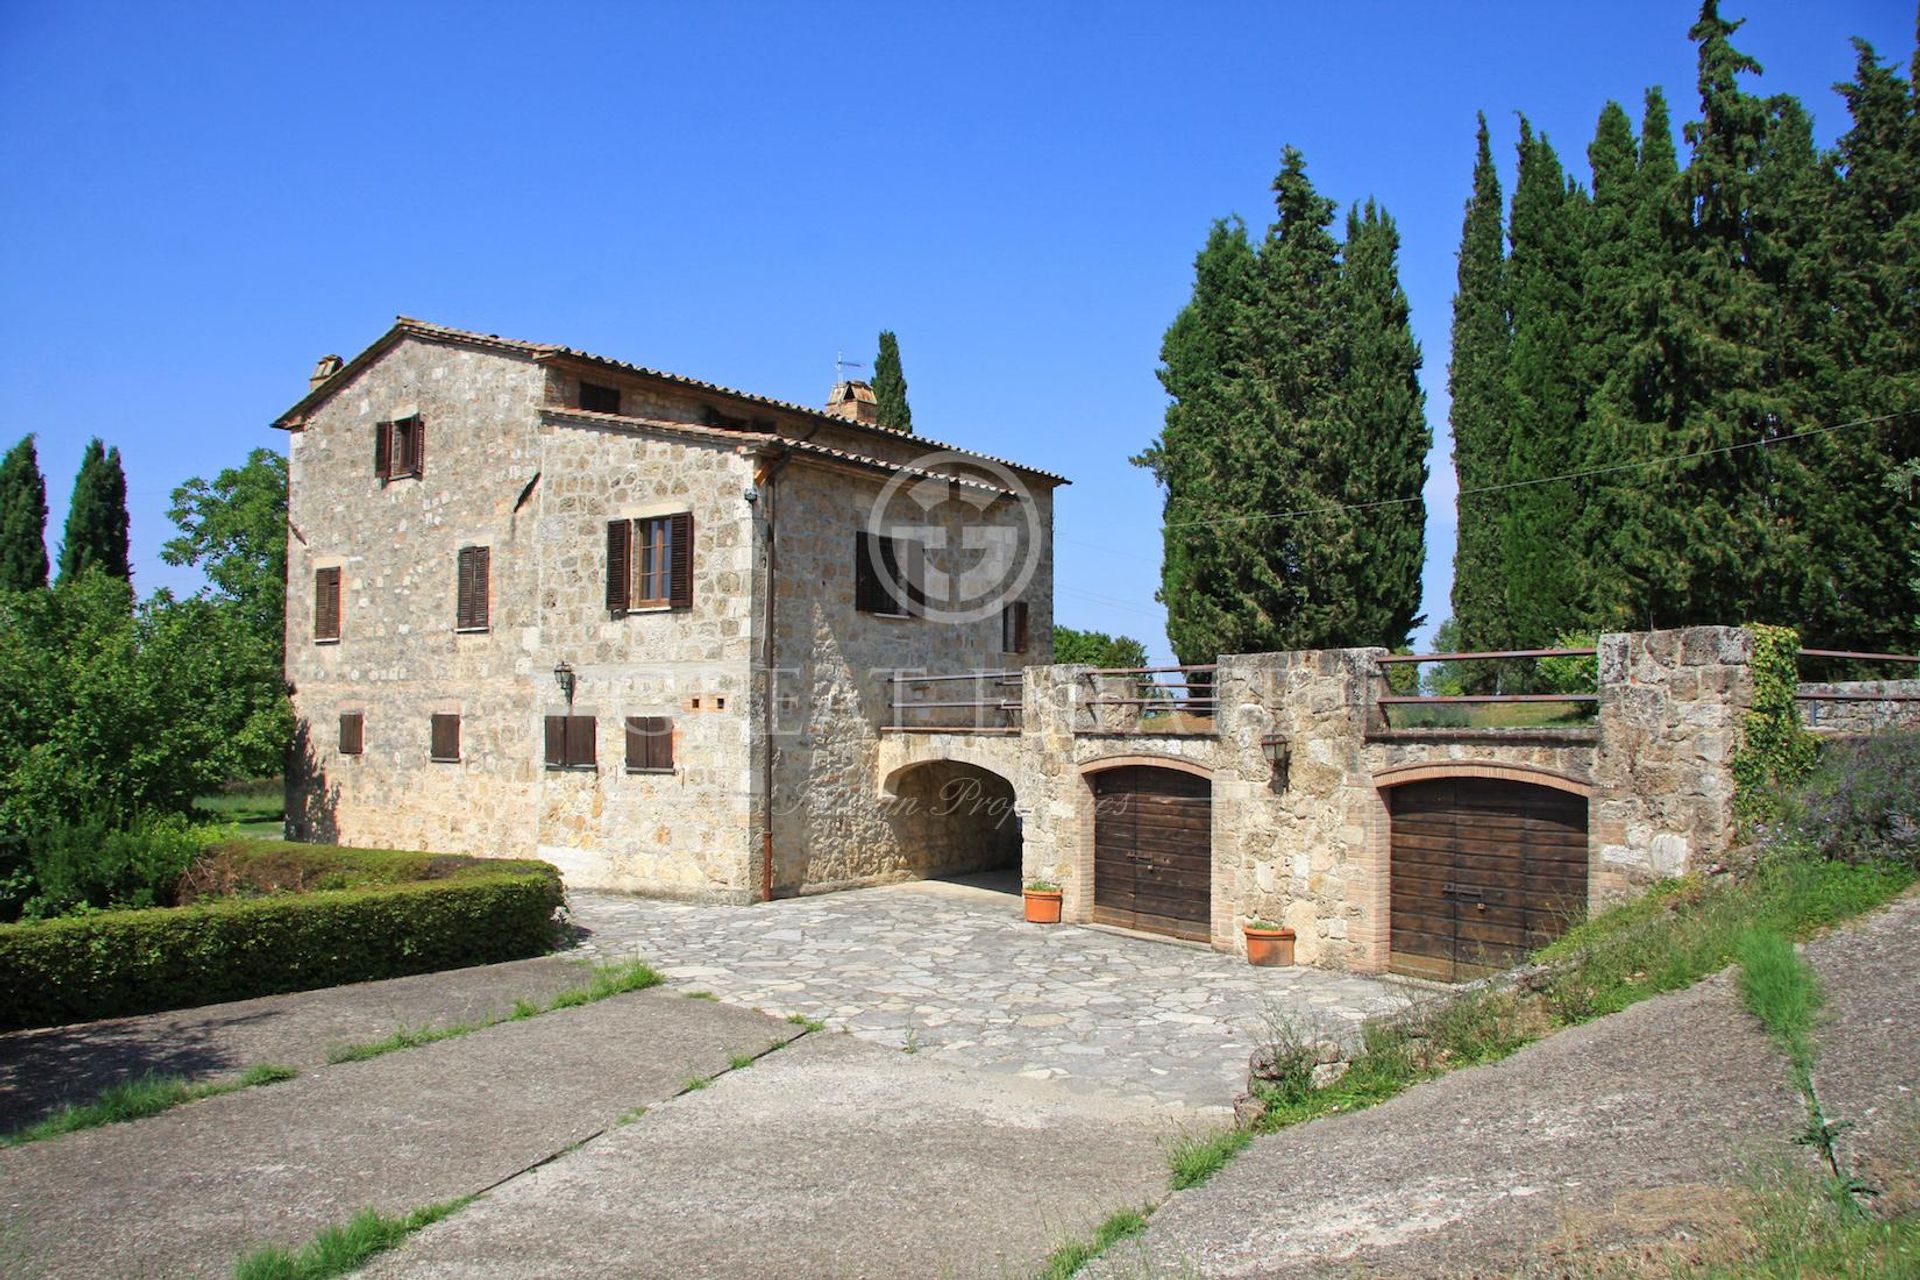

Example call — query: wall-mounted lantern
[553,660,577,707]
[1260,732,1290,793]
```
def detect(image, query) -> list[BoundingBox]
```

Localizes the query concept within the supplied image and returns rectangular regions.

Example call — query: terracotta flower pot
[1244,924,1296,967]
[1023,889,1063,924]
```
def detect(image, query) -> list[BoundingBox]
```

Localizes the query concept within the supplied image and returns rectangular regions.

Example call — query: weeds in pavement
[231,1197,472,1280]
[325,959,662,1064]
[727,1051,756,1071]
[682,990,717,1001]
[3,1063,298,1146]
[1035,1206,1154,1280]
[786,1013,827,1032]
[1167,1127,1250,1190]
[681,1075,711,1092]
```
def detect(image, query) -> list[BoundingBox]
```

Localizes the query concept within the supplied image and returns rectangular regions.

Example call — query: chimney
[310,354,344,391]
[825,379,879,425]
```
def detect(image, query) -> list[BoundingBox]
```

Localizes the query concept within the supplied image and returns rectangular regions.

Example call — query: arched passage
[1382,774,1589,981]
[886,759,1022,882]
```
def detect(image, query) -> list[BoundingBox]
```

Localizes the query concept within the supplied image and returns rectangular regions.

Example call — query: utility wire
[1159,409,1911,533]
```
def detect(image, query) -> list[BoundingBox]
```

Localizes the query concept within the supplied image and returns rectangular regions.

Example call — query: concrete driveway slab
[0,955,598,1132]
[0,990,798,1280]
[361,1030,1173,1280]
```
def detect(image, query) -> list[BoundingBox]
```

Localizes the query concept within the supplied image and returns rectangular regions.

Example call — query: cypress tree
[872,330,913,434]
[1446,114,1512,656]
[57,437,131,584]
[0,435,50,592]
[1500,119,1587,647]
[1339,199,1429,649]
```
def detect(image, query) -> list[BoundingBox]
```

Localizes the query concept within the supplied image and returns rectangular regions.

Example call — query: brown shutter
[455,548,472,630]
[855,534,877,612]
[668,511,694,610]
[625,716,644,770]
[545,715,567,768]
[339,712,364,755]
[1003,602,1029,653]
[456,546,490,631]
[626,716,673,772]
[606,519,631,617]
[408,417,424,478]
[567,715,597,768]
[473,545,489,629]
[651,716,675,771]
[375,422,392,481]
[430,713,460,762]
[315,567,341,641]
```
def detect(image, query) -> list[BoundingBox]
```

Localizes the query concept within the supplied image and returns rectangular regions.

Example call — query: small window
[456,545,491,632]
[579,382,621,414]
[375,415,425,482]
[430,713,461,763]
[339,712,364,755]
[544,715,597,770]
[314,566,342,642]
[855,532,917,616]
[1001,601,1030,654]
[606,513,694,617]
[625,715,674,773]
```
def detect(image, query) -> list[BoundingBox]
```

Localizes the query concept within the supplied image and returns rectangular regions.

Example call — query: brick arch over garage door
[1381,773,1589,982]
[1085,761,1212,942]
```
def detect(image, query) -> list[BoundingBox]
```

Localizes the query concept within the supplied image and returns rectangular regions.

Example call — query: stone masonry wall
[1797,681,1920,735]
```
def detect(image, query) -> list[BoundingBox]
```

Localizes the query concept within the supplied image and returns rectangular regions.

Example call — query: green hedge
[0,866,564,1030]
[177,839,557,900]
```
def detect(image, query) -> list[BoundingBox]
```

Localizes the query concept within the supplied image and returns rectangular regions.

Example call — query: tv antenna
[835,351,866,382]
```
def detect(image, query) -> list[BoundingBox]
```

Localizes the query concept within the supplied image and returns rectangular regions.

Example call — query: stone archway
[886,759,1022,882]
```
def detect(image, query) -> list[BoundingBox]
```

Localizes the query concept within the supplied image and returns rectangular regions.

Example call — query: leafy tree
[1340,199,1430,648]
[1052,626,1150,668]
[163,448,288,657]
[1445,116,1511,660]
[0,435,49,592]
[56,437,130,584]
[872,330,913,434]
[1500,119,1587,648]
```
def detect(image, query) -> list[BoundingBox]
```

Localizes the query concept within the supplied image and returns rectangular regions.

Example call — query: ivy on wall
[1731,624,1819,824]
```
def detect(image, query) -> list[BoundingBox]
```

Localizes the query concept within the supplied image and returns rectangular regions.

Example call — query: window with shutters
[1001,601,1030,654]
[338,712,365,756]
[855,532,917,617]
[314,566,343,642]
[579,382,621,414]
[543,714,597,770]
[606,512,693,617]
[374,415,425,482]
[625,716,675,773]
[429,713,461,762]
[455,545,491,632]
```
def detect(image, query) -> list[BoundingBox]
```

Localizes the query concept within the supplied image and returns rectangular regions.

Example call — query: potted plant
[1023,880,1063,924]
[1243,919,1295,967]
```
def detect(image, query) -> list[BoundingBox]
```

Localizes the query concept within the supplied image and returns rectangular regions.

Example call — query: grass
[681,1075,712,1092]
[1035,1206,1153,1280]
[1167,1127,1251,1190]
[2,1063,297,1146]
[786,1013,827,1032]
[193,779,285,839]
[1733,929,1823,1074]
[324,958,662,1064]
[615,1105,648,1125]
[726,1051,757,1071]
[682,989,717,1001]
[231,1197,472,1280]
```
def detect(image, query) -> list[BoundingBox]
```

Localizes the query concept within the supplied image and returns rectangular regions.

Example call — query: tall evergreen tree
[1446,114,1512,655]
[872,330,913,434]
[1500,119,1587,646]
[0,435,50,592]
[57,438,131,584]
[1339,199,1430,648]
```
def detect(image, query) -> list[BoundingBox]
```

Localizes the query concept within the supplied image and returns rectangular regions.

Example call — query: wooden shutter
[544,715,567,768]
[627,715,673,772]
[410,417,424,478]
[339,712,364,755]
[430,713,460,762]
[457,546,490,631]
[374,422,392,481]
[314,567,341,641]
[607,519,632,617]
[1003,601,1029,653]
[668,511,694,610]
[566,715,597,768]
[855,534,879,613]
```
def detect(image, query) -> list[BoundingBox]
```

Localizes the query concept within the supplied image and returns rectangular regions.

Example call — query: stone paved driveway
[567,876,1404,1110]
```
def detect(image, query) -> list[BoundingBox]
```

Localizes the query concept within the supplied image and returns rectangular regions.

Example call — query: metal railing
[1373,648,1599,730]
[1075,664,1218,736]
[1794,648,1920,702]
[884,670,1023,734]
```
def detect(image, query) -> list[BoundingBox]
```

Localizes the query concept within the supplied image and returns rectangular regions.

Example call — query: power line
[1160,409,1911,533]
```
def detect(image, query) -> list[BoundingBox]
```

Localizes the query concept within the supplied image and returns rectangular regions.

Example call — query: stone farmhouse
[279,317,1920,982]
[279,317,1062,903]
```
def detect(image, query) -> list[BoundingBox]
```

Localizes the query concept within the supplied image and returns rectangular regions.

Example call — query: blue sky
[0,1,1909,661]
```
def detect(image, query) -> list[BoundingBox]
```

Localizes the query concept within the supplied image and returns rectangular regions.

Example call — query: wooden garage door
[1389,778,1588,981]
[1092,766,1211,941]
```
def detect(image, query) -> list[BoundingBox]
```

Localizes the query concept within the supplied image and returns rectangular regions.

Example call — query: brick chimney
[826,379,878,425]
[310,354,344,391]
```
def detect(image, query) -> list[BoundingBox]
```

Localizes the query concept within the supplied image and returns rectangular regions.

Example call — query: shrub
[1773,732,1920,870]
[0,865,563,1030]
[13,814,209,920]
[175,839,549,902]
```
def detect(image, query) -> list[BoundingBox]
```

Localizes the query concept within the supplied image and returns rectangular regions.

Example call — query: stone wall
[1797,681,1920,735]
